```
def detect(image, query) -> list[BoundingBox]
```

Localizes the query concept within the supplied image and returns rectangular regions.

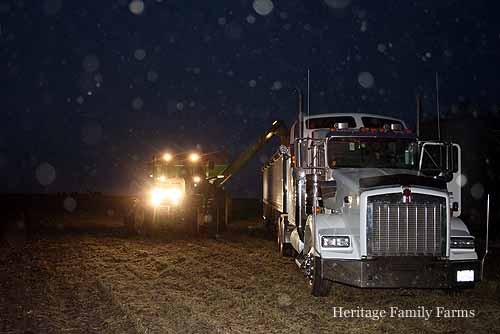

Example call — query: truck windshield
[327,138,418,169]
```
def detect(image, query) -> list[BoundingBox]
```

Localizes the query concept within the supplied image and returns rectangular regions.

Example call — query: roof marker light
[189,152,200,162]
[163,152,173,162]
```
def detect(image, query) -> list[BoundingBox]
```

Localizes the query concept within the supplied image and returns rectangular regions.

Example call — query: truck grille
[367,193,446,256]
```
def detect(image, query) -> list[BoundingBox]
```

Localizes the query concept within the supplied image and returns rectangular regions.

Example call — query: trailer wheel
[310,256,332,297]
[277,218,294,257]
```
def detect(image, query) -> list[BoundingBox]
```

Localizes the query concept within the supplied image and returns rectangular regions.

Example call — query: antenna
[416,94,422,138]
[481,193,490,280]
[294,87,304,138]
[307,69,311,130]
[435,72,441,141]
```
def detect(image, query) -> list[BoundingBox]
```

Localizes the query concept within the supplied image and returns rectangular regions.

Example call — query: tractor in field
[124,151,228,236]
[124,120,288,237]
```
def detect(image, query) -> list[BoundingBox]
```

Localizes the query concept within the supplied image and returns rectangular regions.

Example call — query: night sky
[1,0,499,197]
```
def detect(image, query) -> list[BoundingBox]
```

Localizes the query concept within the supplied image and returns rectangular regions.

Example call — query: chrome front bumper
[321,257,480,288]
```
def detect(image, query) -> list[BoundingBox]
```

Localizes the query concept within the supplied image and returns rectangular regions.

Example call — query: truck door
[419,142,462,217]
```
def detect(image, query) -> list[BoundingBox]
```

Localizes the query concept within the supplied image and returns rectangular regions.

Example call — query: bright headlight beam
[150,187,167,207]
[150,187,183,207]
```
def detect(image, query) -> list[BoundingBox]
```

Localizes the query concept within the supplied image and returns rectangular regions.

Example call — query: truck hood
[331,168,446,193]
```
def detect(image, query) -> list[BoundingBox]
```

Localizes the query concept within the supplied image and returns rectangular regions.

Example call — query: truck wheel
[311,256,332,297]
[278,218,294,257]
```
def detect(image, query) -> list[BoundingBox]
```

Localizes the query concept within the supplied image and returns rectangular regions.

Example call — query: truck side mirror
[437,171,453,183]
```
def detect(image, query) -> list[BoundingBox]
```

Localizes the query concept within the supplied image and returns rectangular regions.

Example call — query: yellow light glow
[265,132,273,139]
[163,152,173,162]
[150,187,183,207]
[193,175,201,183]
[189,152,200,162]
[158,175,166,182]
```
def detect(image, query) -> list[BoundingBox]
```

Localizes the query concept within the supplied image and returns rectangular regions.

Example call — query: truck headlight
[450,237,475,249]
[321,236,350,248]
[150,187,183,207]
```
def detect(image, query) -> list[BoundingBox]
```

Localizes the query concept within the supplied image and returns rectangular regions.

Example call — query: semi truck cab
[263,113,480,296]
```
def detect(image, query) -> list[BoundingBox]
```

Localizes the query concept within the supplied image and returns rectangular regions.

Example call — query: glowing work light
[163,152,173,162]
[189,152,200,163]
[150,187,183,207]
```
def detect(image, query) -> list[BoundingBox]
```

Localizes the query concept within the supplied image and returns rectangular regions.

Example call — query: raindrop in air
[470,183,485,200]
[132,97,144,110]
[271,81,283,91]
[76,96,84,104]
[82,55,100,73]
[134,49,146,61]
[377,43,387,53]
[63,197,77,213]
[253,0,274,16]
[218,17,226,25]
[249,79,257,88]
[456,174,468,187]
[43,0,62,15]
[358,72,375,89]
[36,162,56,186]
[147,70,159,82]
[129,0,144,15]
[360,21,367,32]
[324,0,351,9]
[246,15,256,24]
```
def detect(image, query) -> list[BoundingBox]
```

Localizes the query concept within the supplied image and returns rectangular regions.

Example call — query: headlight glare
[150,187,183,207]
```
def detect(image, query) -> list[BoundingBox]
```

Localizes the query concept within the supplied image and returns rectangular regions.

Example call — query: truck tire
[311,256,332,297]
[278,218,294,257]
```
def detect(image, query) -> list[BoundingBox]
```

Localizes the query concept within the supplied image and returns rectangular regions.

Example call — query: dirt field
[1,213,500,334]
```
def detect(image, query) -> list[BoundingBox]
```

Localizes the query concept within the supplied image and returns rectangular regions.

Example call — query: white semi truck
[262,112,481,296]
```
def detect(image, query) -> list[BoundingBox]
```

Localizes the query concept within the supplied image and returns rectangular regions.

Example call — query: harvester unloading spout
[217,120,288,187]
